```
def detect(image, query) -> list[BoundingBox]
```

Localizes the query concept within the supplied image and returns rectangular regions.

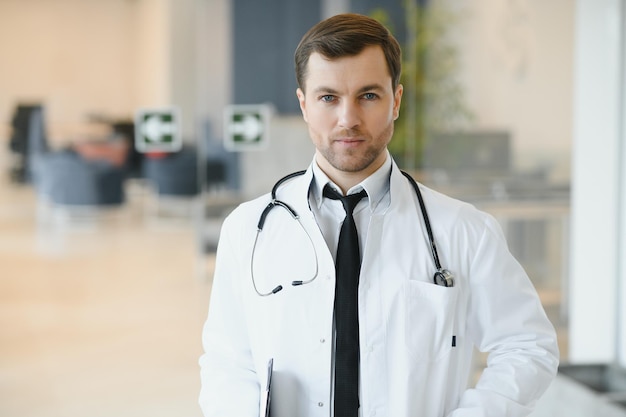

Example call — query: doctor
[199,13,559,417]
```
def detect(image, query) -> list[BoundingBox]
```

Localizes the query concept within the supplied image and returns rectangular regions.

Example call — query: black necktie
[323,184,367,417]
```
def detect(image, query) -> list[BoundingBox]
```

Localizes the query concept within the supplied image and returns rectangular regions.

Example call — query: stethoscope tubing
[400,170,443,271]
[251,169,454,296]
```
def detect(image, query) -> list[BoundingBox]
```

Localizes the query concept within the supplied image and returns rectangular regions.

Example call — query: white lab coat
[199,161,559,417]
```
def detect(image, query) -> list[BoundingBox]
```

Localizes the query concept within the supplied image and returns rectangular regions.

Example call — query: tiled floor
[0,175,212,417]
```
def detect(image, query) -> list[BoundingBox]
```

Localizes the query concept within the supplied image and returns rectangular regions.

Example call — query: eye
[320,95,336,103]
[362,92,379,101]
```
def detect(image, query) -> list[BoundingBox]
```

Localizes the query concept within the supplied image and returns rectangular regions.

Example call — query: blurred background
[0,0,625,416]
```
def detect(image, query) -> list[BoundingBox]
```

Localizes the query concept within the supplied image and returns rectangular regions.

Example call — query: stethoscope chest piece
[434,268,455,287]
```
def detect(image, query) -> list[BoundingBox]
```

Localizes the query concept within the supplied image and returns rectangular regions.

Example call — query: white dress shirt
[310,152,392,261]
[309,153,392,417]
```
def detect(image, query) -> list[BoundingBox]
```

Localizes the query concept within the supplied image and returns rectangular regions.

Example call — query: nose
[337,100,361,129]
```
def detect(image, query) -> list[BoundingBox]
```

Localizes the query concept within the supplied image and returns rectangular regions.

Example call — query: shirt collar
[310,151,392,212]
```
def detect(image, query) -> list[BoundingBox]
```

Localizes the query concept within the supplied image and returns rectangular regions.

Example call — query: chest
[243,203,462,337]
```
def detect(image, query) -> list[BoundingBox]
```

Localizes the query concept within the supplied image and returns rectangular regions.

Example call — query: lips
[333,138,364,149]
[333,134,364,142]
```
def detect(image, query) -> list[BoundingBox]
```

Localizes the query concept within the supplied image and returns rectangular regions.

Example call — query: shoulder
[419,184,482,220]
[415,182,504,241]
[389,163,488,227]
[222,170,312,234]
[222,193,272,233]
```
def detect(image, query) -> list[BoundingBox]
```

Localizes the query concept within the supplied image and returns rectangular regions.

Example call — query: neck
[315,151,387,194]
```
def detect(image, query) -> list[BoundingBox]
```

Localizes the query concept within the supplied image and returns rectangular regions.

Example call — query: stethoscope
[251,169,455,296]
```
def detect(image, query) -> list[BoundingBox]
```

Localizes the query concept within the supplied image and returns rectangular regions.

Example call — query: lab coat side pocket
[404,280,459,361]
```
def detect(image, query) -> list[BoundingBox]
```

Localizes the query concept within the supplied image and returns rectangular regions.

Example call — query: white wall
[620,60,626,367]
[169,0,198,139]
[0,0,137,144]
[130,0,171,111]
[569,0,623,364]
[443,0,574,182]
[196,0,232,140]
[0,0,202,145]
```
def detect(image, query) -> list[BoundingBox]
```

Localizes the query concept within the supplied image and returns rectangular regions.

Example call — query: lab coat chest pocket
[404,280,459,361]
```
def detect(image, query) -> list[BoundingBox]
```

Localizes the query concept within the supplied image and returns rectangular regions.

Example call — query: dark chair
[142,146,199,196]
[206,158,226,189]
[18,104,126,206]
[36,150,126,206]
[8,104,49,182]
[111,120,143,179]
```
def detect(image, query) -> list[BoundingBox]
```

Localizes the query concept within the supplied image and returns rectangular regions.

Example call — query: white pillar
[131,0,172,109]
[570,0,624,363]
[321,0,349,18]
[618,0,626,369]
[195,0,232,140]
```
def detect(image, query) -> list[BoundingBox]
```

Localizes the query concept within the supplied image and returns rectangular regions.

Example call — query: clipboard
[260,358,273,417]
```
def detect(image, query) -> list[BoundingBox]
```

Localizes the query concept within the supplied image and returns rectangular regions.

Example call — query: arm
[199,213,260,417]
[450,214,559,417]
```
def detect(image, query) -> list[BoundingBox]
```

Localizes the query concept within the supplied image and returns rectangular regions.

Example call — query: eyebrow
[311,84,386,95]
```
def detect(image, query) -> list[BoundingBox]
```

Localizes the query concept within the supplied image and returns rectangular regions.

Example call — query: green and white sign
[135,107,182,153]
[224,104,270,151]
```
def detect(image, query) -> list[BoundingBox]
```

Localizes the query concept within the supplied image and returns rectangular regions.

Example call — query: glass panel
[406,0,574,363]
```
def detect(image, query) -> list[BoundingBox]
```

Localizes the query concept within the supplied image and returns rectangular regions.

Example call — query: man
[199,13,559,417]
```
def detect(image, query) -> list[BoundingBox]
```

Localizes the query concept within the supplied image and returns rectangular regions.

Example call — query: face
[296,45,403,186]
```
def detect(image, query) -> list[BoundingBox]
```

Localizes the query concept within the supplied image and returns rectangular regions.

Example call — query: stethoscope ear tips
[434,269,455,287]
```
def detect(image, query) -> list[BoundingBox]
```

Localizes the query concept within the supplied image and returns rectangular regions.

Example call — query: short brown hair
[294,13,402,92]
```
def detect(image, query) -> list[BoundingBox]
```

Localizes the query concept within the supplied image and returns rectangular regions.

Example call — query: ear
[393,84,403,120]
[296,88,308,122]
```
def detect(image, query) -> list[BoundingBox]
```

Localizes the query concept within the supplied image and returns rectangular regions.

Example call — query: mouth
[333,136,364,144]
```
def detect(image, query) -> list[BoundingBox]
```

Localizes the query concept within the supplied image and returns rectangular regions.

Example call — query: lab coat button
[320,338,326,343]
[318,402,324,407]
